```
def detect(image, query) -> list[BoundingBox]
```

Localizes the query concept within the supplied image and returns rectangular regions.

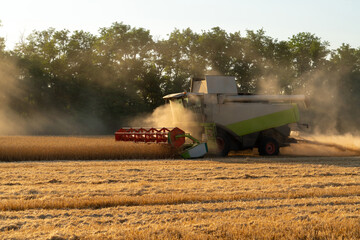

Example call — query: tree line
[0,22,359,134]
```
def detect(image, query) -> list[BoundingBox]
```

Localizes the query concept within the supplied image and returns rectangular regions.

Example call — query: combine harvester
[115,75,306,159]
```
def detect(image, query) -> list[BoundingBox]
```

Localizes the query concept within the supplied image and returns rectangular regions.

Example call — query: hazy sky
[0,0,359,50]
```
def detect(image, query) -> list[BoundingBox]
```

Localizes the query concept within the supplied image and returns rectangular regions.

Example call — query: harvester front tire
[216,132,230,157]
[258,137,279,156]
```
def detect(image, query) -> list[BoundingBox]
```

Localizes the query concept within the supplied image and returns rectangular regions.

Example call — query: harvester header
[115,127,208,159]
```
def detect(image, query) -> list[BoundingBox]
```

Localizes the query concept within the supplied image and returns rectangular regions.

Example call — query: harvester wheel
[216,132,230,156]
[258,137,279,156]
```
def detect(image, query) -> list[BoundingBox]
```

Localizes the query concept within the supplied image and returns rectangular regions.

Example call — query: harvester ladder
[202,123,217,149]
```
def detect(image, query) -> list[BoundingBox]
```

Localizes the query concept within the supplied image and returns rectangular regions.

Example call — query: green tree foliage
[1,22,359,134]
[289,32,329,74]
[153,28,204,93]
[288,33,330,93]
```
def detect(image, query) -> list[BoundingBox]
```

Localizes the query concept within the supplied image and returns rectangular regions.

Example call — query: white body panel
[192,76,237,94]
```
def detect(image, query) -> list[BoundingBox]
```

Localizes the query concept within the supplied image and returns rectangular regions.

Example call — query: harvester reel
[115,127,208,159]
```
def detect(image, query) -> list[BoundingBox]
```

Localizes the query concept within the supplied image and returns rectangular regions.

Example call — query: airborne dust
[0,59,106,135]
[130,100,202,138]
[257,69,360,156]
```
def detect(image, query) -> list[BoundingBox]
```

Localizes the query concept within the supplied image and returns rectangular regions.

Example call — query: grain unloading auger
[115,127,208,159]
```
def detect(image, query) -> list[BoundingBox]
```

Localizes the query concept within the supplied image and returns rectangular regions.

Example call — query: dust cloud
[256,68,350,135]
[291,69,360,156]
[305,134,360,152]
[255,63,360,156]
[257,76,282,95]
[283,133,360,156]
[130,101,202,138]
[294,70,341,134]
[0,59,106,135]
[0,58,23,134]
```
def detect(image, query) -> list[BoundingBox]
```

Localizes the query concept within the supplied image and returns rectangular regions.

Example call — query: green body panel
[226,105,299,136]
[180,151,190,159]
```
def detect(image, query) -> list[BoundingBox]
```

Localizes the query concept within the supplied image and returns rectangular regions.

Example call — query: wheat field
[1,157,360,239]
[0,136,175,161]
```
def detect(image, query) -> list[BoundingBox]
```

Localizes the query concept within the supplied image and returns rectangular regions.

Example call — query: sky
[0,0,359,50]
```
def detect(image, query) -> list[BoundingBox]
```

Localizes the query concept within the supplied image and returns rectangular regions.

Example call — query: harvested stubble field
[1,155,360,239]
